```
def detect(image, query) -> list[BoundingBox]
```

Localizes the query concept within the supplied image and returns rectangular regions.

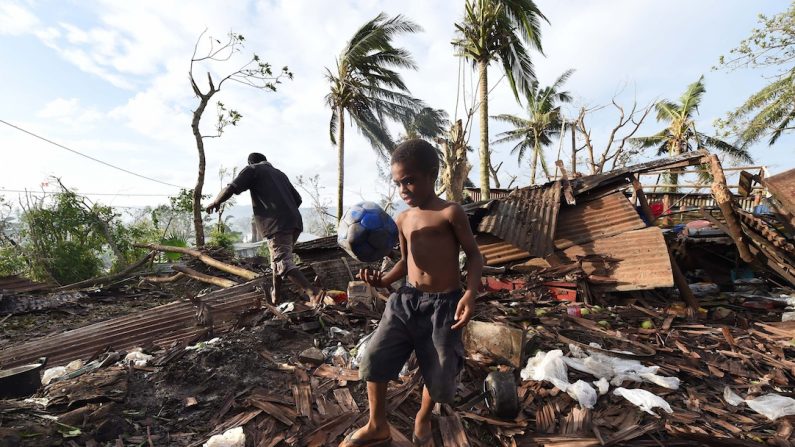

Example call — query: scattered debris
[1,150,794,445]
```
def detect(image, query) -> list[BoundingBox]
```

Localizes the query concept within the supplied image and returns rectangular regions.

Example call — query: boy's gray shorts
[359,286,465,404]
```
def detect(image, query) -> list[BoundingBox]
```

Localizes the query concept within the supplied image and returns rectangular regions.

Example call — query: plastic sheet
[723,386,744,406]
[204,426,245,447]
[613,387,673,415]
[567,380,597,409]
[745,394,795,421]
[520,350,569,391]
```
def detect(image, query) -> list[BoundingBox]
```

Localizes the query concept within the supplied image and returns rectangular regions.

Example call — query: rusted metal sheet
[574,149,709,194]
[0,275,52,294]
[476,234,531,266]
[557,227,673,292]
[764,168,795,218]
[464,187,513,202]
[0,279,265,369]
[478,182,562,257]
[554,191,646,250]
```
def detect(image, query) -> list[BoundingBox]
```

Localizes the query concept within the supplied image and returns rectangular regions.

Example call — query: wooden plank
[313,364,360,382]
[333,388,359,413]
[292,383,313,418]
[438,413,470,447]
[248,399,297,426]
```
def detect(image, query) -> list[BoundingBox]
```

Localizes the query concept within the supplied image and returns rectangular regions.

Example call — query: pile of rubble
[1,150,795,446]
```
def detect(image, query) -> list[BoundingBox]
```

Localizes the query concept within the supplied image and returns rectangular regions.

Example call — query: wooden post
[570,123,577,175]
[708,155,754,263]
[632,175,655,224]
[661,193,672,227]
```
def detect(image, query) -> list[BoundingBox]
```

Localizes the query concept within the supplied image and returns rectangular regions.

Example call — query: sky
[1,0,793,217]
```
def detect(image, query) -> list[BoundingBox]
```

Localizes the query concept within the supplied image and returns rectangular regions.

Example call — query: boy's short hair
[248,153,267,164]
[391,139,439,178]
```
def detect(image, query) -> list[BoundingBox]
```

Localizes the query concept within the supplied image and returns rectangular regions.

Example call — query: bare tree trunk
[709,154,754,263]
[191,95,211,247]
[478,59,490,200]
[439,120,471,203]
[337,105,345,222]
[530,136,540,185]
[570,124,577,175]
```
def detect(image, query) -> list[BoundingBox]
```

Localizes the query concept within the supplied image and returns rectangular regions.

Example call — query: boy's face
[391,161,436,208]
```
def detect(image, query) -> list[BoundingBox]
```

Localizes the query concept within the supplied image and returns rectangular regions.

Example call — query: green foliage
[492,69,573,184]
[401,107,450,141]
[208,225,241,251]
[716,2,795,147]
[0,245,26,276]
[160,236,188,261]
[631,76,751,189]
[325,13,425,156]
[452,0,547,101]
[18,191,112,283]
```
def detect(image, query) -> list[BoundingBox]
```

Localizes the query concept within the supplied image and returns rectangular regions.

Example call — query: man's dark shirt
[228,162,303,237]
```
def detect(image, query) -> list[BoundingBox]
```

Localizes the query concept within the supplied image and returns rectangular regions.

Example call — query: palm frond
[679,75,706,116]
[699,133,753,163]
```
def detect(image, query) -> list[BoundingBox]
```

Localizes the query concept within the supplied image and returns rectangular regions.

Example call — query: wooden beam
[135,243,259,280]
[708,155,754,263]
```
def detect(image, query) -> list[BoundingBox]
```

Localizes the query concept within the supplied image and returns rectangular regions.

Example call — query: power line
[0,119,185,189]
[0,189,172,197]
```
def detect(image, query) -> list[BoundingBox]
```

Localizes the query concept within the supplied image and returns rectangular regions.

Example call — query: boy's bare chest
[402,212,453,241]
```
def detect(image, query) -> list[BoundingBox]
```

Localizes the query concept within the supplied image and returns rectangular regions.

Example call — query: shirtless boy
[340,139,483,447]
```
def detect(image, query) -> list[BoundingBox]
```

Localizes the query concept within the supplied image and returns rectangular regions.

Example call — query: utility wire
[0,119,185,189]
[0,189,172,197]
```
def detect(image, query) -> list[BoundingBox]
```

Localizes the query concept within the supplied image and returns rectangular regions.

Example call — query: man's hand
[451,291,475,330]
[358,268,385,288]
[205,201,220,214]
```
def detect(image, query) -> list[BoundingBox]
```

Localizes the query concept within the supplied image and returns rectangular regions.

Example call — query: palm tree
[723,68,795,147]
[453,0,546,200]
[632,76,752,189]
[492,70,573,185]
[401,107,450,141]
[325,13,424,220]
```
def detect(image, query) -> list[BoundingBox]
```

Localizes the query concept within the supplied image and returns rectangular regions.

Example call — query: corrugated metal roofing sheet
[294,236,339,253]
[465,187,514,203]
[476,235,531,266]
[0,279,266,369]
[0,275,52,294]
[764,168,795,217]
[554,191,646,250]
[477,182,562,257]
[557,227,673,292]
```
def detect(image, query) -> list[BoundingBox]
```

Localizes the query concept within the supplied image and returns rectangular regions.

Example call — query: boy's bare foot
[412,417,433,446]
[340,423,392,447]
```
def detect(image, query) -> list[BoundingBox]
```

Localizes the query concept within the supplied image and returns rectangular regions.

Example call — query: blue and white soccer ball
[337,202,398,262]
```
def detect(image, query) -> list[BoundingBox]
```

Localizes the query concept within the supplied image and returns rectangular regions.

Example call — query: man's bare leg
[414,386,434,445]
[341,381,391,445]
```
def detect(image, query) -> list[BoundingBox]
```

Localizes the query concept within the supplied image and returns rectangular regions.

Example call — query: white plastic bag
[613,387,673,415]
[520,350,569,391]
[593,377,609,396]
[351,332,374,369]
[723,386,744,406]
[745,394,795,421]
[42,366,67,385]
[204,426,245,447]
[124,350,153,367]
[567,380,597,409]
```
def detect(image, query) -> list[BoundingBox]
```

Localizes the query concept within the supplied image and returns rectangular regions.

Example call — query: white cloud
[1,0,792,214]
[0,2,38,35]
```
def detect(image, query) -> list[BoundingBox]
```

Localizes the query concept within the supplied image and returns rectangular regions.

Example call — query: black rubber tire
[484,371,519,419]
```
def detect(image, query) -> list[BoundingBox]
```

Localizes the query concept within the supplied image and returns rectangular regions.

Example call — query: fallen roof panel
[0,275,52,294]
[478,182,562,257]
[763,168,795,222]
[554,191,646,250]
[0,279,265,369]
[574,149,709,195]
[557,227,674,292]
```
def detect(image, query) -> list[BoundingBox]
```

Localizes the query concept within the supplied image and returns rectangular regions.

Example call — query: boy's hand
[451,291,475,330]
[358,268,384,288]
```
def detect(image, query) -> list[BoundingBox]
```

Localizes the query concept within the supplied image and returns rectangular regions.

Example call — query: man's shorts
[359,285,465,404]
[265,230,300,278]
